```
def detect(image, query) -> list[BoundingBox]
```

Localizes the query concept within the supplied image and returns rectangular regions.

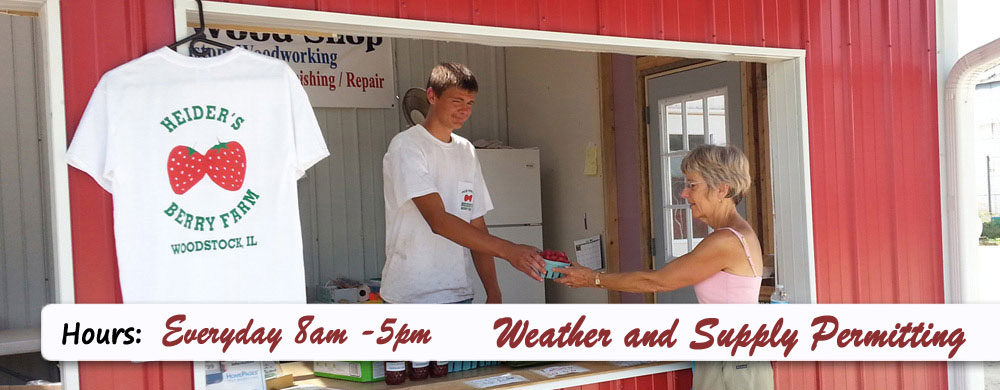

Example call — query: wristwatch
[595,272,605,288]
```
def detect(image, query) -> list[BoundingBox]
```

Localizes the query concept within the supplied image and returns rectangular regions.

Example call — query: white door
[646,62,744,304]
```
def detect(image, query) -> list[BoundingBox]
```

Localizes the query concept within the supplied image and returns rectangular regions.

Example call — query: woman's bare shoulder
[693,229,745,258]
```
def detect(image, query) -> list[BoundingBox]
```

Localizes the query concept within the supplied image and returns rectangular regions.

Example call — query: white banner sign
[189,29,395,108]
[40,304,998,362]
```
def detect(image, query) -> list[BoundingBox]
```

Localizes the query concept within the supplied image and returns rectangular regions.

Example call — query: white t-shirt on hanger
[67,47,329,303]
[380,125,493,303]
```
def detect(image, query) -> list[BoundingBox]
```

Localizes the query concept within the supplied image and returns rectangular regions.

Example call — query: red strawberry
[541,250,570,263]
[205,141,247,191]
[167,146,206,195]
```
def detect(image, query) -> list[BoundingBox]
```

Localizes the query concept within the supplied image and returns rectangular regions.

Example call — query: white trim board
[163,1,813,387]
[0,0,76,388]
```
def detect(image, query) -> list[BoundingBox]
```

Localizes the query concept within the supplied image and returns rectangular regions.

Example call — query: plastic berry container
[539,250,571,279]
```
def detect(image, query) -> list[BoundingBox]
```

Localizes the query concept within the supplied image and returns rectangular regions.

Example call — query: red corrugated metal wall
[61,0,946,389]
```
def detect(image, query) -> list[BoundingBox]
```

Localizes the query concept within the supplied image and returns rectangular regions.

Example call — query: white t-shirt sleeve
[285,67,330,179]
[386,144,438,208]
[66,76,115,193]
[471,155,494,219]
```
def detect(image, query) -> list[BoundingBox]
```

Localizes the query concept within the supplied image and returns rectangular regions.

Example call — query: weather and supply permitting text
[40,304,991,361]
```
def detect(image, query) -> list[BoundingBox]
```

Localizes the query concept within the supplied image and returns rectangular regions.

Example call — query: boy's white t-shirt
[66,47,329,303]
[381,125,493,303]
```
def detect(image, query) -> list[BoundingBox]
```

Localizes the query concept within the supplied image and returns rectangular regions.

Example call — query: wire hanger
[168,0,234,57]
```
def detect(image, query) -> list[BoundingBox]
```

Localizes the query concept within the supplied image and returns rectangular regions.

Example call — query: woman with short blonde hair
[556,144,773,390]
[680,144,751,204]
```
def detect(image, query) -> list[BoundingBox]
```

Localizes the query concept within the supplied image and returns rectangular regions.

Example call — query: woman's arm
[555,232,739,293]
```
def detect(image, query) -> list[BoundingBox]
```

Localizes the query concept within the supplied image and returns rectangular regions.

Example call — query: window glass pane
[707,94,727,145]
[668,208,691,256]
[686,99,705,149]
[665,103,684,152]
[667,155,686,205]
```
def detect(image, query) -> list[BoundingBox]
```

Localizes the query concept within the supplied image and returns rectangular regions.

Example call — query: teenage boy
[381,63,546,304]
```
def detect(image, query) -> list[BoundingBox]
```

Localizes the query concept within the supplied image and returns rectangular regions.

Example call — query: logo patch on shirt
[460,189,474,211]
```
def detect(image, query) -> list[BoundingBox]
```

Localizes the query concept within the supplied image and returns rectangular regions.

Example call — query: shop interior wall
[504,47,609,304]
[0,13,52,331]
[296,37,508,298]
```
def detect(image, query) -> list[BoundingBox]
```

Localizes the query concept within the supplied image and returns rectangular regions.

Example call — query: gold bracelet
[595,272,605,288]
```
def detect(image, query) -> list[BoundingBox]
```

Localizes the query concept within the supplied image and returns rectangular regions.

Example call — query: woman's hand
[554,261,598,288]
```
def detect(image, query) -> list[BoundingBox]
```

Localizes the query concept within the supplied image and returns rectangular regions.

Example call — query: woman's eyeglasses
[683,181,704,190]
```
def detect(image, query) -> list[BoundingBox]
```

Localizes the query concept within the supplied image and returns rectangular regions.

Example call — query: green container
[313,361,385,382]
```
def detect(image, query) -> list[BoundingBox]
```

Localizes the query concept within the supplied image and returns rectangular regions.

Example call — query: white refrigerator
[465,148,546,303]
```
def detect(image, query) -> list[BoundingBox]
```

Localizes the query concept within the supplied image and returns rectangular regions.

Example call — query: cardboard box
[313,361,385,382]
[265,373,294,390]
[207,361,266,390]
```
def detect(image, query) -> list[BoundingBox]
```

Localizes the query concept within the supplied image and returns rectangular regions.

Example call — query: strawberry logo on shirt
[460,189,474,211]
[158,105,263,255]
[167,146,207,194]
[166,141,247,194]
[205,141,247,191]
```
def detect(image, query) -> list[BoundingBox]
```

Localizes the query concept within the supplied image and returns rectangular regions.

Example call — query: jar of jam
[430,361,449,377]
[385,361,406,385]
[408,361,430,380]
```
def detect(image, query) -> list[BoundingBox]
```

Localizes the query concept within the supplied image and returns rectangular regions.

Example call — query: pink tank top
[692,227,762,304]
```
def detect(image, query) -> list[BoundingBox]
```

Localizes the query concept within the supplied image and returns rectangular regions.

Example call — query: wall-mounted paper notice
[532,365,591,378]
[465,374,529,388]
[574,235,604,270]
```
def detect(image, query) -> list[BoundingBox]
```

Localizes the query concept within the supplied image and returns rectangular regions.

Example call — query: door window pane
[707,95,727,145]
[687,99,706,149]
[667,208,692,256]
[666,155,687,205]
[665,103,684,152]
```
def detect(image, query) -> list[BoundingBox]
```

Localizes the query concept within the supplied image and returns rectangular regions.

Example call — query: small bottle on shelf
[408,361,430,381]
[770,284,789,304]
[385,361,407,385]
[430,361,449,377]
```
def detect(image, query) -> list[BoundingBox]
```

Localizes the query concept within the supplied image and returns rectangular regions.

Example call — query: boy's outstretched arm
[412,192,545,282]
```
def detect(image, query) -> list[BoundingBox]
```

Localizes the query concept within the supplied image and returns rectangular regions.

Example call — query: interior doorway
[643,60,775,304]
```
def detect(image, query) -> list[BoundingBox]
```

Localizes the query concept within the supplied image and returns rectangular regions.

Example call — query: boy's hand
[501,243,546,282]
